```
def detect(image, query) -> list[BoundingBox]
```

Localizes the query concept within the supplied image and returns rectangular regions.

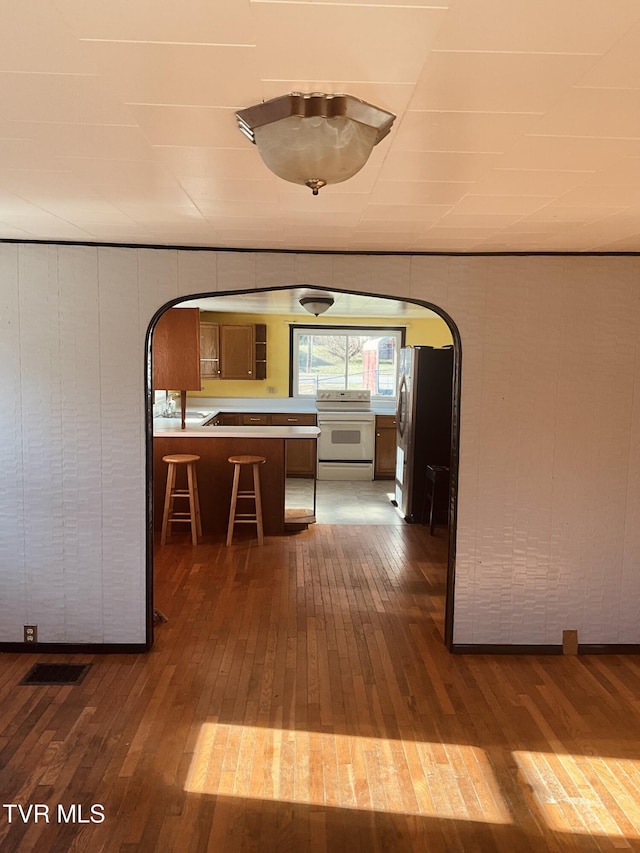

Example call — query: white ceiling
[3,0,640,252]
[180,288,440,318]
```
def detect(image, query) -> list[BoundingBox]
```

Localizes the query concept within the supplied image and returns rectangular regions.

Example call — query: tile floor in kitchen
[285,477,406,525]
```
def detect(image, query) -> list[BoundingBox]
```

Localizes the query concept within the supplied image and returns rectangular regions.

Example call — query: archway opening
[145,283,461,649]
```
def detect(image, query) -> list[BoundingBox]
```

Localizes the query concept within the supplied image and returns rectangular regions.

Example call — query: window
[291,325,405,399]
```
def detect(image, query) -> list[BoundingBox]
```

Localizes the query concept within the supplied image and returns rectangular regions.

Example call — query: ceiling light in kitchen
[299,296,335,316]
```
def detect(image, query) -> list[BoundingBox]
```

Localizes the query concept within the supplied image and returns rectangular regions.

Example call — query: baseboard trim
[578,644,640,655]
[5,641,636,657]
[0,642,149,655]
[451,644,563,655]
[451,643,640,655]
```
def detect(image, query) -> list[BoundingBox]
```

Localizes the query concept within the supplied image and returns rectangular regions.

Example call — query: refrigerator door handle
[396,374,407,439]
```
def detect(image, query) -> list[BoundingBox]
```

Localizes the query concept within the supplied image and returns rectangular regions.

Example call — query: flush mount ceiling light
[299,296,335,316]
[235,92,395,195]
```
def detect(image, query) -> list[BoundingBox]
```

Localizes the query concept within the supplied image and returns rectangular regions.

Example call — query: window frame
[289,324,406,400]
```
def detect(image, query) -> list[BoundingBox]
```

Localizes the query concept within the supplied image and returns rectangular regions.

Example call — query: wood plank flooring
[2,525,640,851]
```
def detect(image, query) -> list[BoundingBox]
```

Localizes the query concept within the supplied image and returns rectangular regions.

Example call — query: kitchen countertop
[153,419,320,439]
[153,396,395,435]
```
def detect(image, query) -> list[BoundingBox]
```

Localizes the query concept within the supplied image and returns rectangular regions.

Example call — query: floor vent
[20,663,91,686]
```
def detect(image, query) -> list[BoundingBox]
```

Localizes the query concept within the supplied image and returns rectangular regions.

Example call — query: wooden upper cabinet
[220,324,254,379]
[220,323,267,380]
[200,322,220,379]
[152,308,201,391]
[199,321,267,381]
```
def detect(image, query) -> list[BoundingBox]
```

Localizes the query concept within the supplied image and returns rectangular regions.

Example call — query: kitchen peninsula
[153,412,320,537]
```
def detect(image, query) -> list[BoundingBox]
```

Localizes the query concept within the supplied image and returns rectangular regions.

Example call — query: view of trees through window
[292,327,404,397]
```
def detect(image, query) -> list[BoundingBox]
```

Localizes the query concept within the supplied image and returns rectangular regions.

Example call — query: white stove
[315,390,376,480]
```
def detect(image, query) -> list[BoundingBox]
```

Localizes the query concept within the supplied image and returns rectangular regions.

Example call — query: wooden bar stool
[226,455,266,546]
[160,454,202,546]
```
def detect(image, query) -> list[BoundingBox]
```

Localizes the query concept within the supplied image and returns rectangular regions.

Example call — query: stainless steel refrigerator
[394,346,454,522]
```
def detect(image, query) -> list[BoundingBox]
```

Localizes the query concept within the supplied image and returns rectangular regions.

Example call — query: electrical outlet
[267,386,277,394]
[24,625,37,643]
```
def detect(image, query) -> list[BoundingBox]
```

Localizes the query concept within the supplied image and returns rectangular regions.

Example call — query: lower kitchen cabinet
[284,437,317,477]
[218,414,240,426]
[241,413,270,425]
[272,413,317,478]
[374,414,397,479]
[270,413,317,428]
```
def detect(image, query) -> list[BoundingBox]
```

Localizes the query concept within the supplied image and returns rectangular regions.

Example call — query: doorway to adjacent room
[146,284,461,647]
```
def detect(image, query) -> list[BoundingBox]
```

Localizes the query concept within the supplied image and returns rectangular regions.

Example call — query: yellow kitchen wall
[190,310,453,399]
[405,317,453,348]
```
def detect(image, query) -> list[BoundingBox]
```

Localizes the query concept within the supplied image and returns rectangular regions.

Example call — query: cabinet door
[374,415,397,479]
[200,322,220,379]
[152,308,201,391]
[219,414,240,426]
[286,439,317,478]
[220,324,255,380]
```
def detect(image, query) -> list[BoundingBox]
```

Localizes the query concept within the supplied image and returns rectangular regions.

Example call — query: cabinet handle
[248,370,252,374]
[249,417,261,421]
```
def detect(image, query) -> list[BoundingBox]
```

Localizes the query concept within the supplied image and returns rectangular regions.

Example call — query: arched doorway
[145,284,461,649]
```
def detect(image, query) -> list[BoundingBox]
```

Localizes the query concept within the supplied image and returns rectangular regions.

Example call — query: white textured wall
[1,243,639,645]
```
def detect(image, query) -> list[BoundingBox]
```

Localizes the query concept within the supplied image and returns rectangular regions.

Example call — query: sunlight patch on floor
[514,751,640,839]
[185,723,512,823]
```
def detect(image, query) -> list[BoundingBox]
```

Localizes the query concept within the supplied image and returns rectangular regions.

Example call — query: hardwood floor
[2,525,640,851]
